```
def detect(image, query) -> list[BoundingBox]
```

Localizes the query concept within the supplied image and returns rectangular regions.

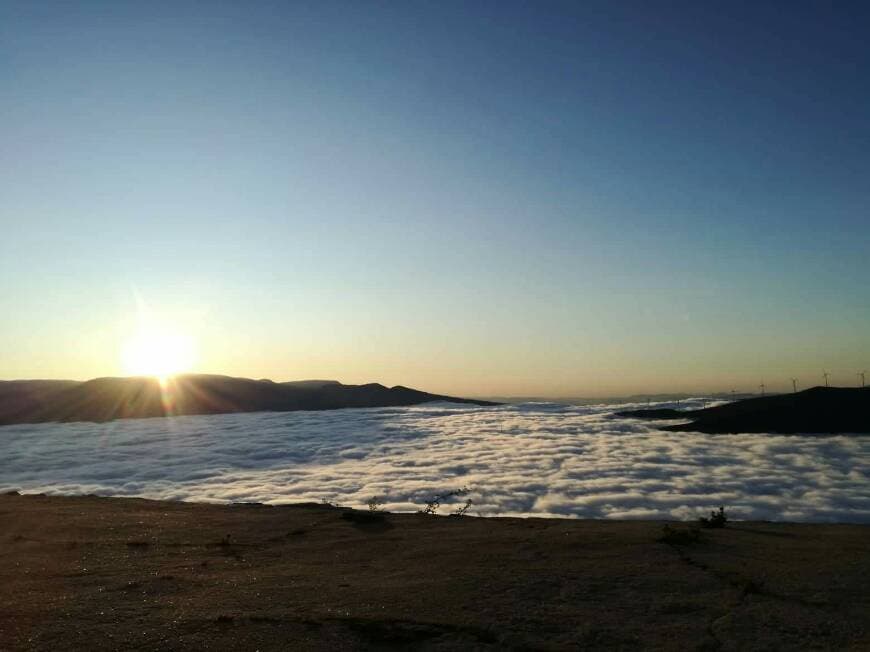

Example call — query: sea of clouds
[1,400,869,522]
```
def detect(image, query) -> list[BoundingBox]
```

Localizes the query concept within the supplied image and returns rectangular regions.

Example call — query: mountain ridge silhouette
[0,374,496,426]
[618,386,869,434]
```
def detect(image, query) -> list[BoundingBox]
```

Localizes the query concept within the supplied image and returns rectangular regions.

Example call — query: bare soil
[1,494,868,650]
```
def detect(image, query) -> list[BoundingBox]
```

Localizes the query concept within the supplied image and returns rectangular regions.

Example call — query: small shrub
[699,506,728,529]
[419,487,470,515]
[367,496,384,512]
[126,540,150,548]
[659,524,702,545]
[451,499,473,517]
[740,578,764,596]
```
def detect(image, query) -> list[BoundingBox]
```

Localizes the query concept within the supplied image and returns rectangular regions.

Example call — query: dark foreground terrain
[0,375,495,426]
[619,386,870,434]
[1,494,867,650]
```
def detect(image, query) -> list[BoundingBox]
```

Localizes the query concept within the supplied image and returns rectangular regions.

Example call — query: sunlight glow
[121,323,197,380]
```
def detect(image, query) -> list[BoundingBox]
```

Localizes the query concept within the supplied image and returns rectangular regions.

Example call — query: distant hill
[618,386,870,434]
[477,392,757,406]
[0,375,496,426]
[280,380,342,389]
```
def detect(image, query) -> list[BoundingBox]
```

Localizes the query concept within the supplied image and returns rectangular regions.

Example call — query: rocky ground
[1,493,868,650]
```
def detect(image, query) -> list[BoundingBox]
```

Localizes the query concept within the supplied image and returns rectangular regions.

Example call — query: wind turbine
[859,371,866,388]
[823,371,830,387]
[759,381,765,396]
[791,378,798,393]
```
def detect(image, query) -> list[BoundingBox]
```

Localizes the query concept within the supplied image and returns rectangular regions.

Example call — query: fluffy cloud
[1,399,868,523]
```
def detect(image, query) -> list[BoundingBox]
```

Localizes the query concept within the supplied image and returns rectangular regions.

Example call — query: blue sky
[1,1,868,395]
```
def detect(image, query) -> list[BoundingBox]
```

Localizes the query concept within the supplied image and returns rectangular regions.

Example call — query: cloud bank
[1,400,868,523]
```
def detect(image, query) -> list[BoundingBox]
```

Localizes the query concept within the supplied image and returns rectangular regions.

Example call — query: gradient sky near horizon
[2,1,869,397]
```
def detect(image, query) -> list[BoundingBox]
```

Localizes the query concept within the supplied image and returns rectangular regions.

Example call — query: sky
[1,1,868,397]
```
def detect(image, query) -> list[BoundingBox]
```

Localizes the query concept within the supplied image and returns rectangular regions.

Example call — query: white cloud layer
[1,400,869,522]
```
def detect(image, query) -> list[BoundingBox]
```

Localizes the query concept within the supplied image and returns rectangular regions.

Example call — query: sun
[121,324,197,380]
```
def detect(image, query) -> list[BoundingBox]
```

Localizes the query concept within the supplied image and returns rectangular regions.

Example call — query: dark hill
[618,386,870,434]
[0,374,496,426]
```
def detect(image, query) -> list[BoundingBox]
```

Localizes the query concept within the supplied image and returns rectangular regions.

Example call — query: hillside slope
[1,494,868,650]
[619,386,870,433]
[0,375,495,426]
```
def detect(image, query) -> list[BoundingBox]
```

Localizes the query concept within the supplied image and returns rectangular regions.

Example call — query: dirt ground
[1,494,867,650]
